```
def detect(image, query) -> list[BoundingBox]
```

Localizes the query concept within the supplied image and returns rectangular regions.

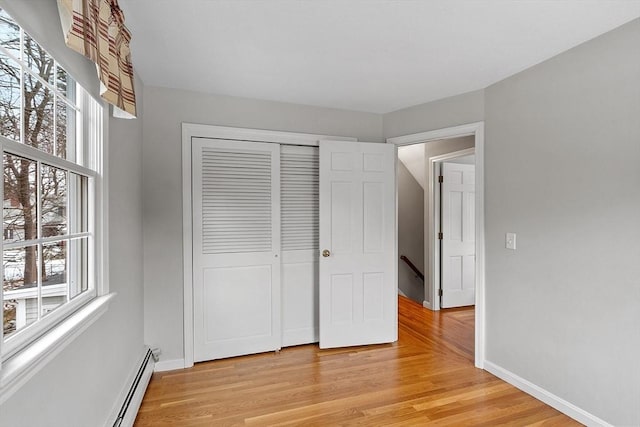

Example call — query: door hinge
[438,175,443,183]
[438,289,443,297]
[438,232,443,240]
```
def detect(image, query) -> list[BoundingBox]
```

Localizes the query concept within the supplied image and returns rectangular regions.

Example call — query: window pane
[41,164,67,237]
[0,50,21,142]
[3,154,37,243]
[56,65,75,103]
[68,237,88,299]
[0,8,20,58]
[3,245,39,338]
[56,99,75,160]
[24,71,54,153]
[1,9,97,350]
[42,240,67,316]
[24,33,54,84]
[69,173,88,233]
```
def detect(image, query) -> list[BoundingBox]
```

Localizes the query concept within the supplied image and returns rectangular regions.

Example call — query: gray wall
[0,2,145,425]
[397,161,424,303]
[484,18,640,425]
[142,86,384,362]
[383,18,640,426]
[384,90,485,139]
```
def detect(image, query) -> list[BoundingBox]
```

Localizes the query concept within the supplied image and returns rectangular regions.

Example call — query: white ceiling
[120,0,640,114]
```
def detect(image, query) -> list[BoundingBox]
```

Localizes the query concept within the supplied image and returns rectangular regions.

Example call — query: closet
[188,129,396,363]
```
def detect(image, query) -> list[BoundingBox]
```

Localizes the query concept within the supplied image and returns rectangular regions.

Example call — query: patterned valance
[57,0,136,118]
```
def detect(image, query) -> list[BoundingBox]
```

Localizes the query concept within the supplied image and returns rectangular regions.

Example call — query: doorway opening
[388,122,485,369]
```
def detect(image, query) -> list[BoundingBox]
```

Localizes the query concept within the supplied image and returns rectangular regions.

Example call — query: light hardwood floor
[134,296,580,426]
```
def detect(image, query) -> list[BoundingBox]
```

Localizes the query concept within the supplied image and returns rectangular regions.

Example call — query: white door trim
[387,122,485,369]
[182,123,356,368]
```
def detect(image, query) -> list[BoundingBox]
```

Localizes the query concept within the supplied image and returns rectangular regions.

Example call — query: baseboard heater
[113,348,155,427]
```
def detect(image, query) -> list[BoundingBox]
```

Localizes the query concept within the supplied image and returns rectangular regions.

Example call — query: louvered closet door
[192,138,281,362]
[281,145,319,346]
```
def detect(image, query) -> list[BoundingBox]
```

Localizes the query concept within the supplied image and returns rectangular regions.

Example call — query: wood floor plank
[134,297,581,426]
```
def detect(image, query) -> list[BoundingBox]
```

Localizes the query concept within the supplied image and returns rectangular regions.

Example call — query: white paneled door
[319,140,397,348]
[192,138,281,362]
[441,162,476,308]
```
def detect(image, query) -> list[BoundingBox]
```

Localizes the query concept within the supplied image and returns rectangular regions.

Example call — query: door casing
[387,122,485,369]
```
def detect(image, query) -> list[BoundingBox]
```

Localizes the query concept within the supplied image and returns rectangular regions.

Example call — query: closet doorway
[182,124,398,365]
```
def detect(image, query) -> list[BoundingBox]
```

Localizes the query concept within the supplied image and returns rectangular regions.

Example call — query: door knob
[322,249,331,257]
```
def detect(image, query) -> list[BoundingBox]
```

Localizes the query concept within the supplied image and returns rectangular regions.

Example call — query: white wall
[484,18,640,426]
[0,2,145,425]
[142,86,384,363]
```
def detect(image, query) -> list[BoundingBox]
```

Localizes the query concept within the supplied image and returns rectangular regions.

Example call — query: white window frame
[2,137,95,357]
[0,12,112,404]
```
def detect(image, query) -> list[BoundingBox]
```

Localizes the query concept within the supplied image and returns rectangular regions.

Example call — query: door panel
[441,162,476,308]
[281,252,318,346]
[203,265,273,341]
[330,274,353,324]
[363,182,384,252]
[319,140,397,349]
[363,272,384,320]
[193,138,281,362]
[280,145,319,346]
[330,182,353,253]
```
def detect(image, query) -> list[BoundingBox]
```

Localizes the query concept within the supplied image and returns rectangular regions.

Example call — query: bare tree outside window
[1,9,79,337]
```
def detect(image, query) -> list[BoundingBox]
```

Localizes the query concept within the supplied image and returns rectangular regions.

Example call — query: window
[0,8,104,360]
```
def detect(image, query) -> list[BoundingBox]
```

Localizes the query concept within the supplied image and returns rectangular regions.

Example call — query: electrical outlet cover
[506,232,516,250]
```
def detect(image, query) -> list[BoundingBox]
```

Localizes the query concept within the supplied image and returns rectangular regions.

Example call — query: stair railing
[400,255,424,281]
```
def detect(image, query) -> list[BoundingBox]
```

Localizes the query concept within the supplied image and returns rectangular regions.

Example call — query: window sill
[0,293,115,405]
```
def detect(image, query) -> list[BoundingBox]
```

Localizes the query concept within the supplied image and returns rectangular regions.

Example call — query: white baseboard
[483,360,612,427]
[105,348,154,427]
[154,358,185,372]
